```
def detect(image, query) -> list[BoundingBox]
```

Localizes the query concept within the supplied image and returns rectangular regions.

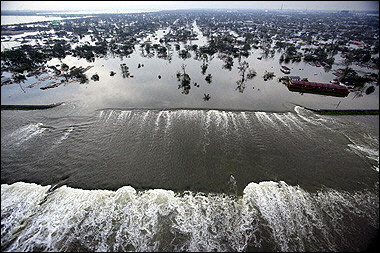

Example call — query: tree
[365,86,375,95]
[91,73,100,81]
[179,49,191,59]
[12,73,26,83]
[263,72,275,81]
[220,55,233,70]
[120,63,130,78]
[176,64,192,94]
[61,63,69,71]
[247,69,257,79]
[205,73,212,84]
[237,60,249,79]
[201,63,208,75]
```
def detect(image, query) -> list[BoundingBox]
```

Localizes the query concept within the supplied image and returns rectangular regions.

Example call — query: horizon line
[2,8,379,12]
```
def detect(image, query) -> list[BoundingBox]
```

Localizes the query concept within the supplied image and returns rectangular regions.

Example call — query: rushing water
[1,14,379,252]
[1,181,378,252]
[1,103,379,251]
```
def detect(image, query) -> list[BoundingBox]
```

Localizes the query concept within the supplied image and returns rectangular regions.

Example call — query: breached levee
[1,181,378,252]
[95,107,350,141]
[1,102,63,110]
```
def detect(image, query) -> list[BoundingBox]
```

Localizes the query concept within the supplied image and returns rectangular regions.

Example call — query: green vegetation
[120,63,130,78]
[1,45,45,73]
[219,54,234,70]
[263,72,275,81]
[91,73,100,81]
[68,67,88,83]
[201,63,208,75]
[340,67,373,88]
[1,9,378,103]
[246,69,257,79]
[235,60,257,93]
[205,73,212,84]
[365,86,375,95]
[177,64,192,94]
[12,73,26,83]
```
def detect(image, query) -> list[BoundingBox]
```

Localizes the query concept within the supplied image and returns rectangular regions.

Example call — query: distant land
[1,9,379,16]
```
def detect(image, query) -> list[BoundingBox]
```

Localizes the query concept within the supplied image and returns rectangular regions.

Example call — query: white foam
[117,111,132,121]
[201,111,213,153]
[220,111,229,134]
[163,111,172,133]
[142,111,150,123]
[98,110,104,120]
[243,181,379,251]
[240,112,248,122]
[227,112,238,131]
[1,181,378,252]
[105,110,114,123]
[254,112,266,126]
[155,111,164,129]
[294,106,320,126]
[348,144,379,170]
[59,126,74,143]
[272,113,291,129]
[203,110,212,130]
[8,123,47,145]
[214,111,225,129]
[345,133,379,172]
[261,112,280,130]
[284,113,305,131]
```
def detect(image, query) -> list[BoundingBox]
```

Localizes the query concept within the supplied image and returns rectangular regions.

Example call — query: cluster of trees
[120,63,131,78]
[2,9,378,94]
[68,66,88,84]
[1,45,45,73]
[235,60,257,93]
[72,42,108,59]
[339,67,374,88]
[263,71,275,81]
[219,54,234,70]
[197,34,250,58]
[1,41,98,74]
[176,64,192,94]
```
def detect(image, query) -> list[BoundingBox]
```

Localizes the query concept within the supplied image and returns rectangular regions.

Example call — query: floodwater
[1,21,379,112]
[1,16,379,252]
[0,15,85,26]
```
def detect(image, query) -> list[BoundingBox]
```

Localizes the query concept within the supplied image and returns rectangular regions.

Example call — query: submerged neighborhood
[1,8,379,102]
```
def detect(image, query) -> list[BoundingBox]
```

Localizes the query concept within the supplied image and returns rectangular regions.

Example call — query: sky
[1,1,379,12]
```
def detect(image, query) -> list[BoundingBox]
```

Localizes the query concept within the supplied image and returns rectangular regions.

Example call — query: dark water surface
[1,102,379,251]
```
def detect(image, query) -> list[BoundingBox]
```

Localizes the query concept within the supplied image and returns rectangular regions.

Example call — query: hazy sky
[1,1,379,12]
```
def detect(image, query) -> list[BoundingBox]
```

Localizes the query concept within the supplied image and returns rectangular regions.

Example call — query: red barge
[287,80,350,97]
